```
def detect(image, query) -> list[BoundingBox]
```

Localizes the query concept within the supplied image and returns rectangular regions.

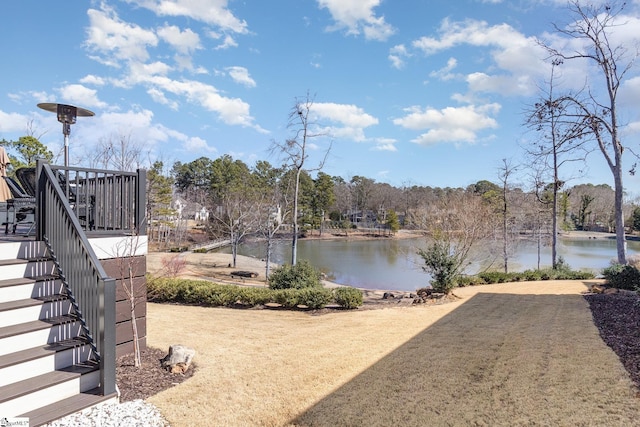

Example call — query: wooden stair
[0,242,117,426]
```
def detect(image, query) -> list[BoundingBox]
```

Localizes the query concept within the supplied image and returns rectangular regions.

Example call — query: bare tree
[111,227,146,368]
[210,193,261,268]
[415,191,496,292]
[270,93,331,265]
[497,159,519,273]
[525,60,591,268]
[541,0,639,264]
[89,131,148,171]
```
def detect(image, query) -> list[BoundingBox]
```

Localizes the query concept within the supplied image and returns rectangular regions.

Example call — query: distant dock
[190,239,231,251]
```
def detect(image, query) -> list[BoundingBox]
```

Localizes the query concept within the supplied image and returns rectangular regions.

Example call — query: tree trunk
[292,166,301,266]
[128,266,141,368]
[613,162,627,264]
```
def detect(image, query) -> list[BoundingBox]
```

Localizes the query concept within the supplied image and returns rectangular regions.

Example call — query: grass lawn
[146,280,640,426]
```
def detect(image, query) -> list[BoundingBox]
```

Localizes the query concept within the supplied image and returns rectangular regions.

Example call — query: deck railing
[34,160,145,396]
[43,164,147,236]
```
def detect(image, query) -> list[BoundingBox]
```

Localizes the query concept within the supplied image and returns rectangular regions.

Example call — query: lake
[217,235,640,292]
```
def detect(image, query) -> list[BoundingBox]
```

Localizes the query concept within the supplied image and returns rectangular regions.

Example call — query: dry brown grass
[146,280,640,426]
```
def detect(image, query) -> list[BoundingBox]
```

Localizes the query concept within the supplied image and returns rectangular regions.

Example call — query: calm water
[217,236,640,292]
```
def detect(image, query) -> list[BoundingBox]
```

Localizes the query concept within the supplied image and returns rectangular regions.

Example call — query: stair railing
[35,160,116,396]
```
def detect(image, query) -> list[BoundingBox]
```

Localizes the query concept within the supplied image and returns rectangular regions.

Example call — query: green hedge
[476,268,594,284]
[333,287,364,308]
[147,277,362,309]
[602,264,640,291]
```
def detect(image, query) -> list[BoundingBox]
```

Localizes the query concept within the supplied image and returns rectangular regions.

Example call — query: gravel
[44,347,193,427]
[44,400,169,427]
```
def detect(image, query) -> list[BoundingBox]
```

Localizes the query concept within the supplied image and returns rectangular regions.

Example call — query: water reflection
[218,236,639,292]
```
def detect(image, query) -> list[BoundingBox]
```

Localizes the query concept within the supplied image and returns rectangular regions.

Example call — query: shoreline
[147,229,625,298]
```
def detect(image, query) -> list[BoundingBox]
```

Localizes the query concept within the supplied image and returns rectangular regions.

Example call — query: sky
[1,0,640,193]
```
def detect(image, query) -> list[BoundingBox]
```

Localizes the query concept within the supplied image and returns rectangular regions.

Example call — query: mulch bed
[116,292,640,402]
[116,346,196,402]
[584,291,640,389]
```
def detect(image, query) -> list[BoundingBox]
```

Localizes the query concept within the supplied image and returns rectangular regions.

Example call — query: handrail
[35,160,116,395]
[42,164,147,236]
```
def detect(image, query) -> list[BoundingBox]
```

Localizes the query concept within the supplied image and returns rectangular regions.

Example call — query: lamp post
[37,103,94,167]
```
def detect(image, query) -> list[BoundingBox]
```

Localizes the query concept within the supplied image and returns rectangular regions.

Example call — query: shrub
[602,263,640,291]
[235,287,273,306]
[296,287,333,309]
[333,287,364,308]
[268,260,322,290]
[478,271,509,284]
[456,275,483,287]
[148,277,347,311]
[160,254,187,278]
[274,288,300,307]
[417,242,461,294]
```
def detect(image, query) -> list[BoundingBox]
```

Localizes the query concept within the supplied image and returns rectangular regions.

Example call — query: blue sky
[1,0,639,193]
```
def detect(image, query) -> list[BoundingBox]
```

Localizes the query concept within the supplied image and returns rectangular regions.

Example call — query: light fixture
[37,103,95,167]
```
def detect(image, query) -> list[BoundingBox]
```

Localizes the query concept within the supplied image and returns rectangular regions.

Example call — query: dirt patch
[116,347,195,402]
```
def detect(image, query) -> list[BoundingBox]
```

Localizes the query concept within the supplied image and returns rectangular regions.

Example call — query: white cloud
[0,110,31,134]
[317,0,395,41]
[56,84,108,109]
[309,102,379,143]
[412,18,547,96]
[157,24,201,54]
[430,57,458,81]
[372,137,397,152]
[211,34,238,50]
[620,76,640,108]
[226,66,256,88]
[79,75,107,86]
[85,6,158,65]
[147,88,179,110]
[313,102,378,128]
[183,136,217,153]
[124,0,248,34]
[393,103,501,146]
[388,44,409,69]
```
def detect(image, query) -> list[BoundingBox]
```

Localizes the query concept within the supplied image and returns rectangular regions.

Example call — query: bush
[273,288,300,307]
[333,287,364,308]
[456,275,484,287]
[473,268,594,284]
[160,254,187,278]
[296,287,333,309]
[268,260,323,290]
[417,242,461,294]
[478,271,509,284]
[602,263,640,291]
[148,276,356,311]
[235,287,273,306]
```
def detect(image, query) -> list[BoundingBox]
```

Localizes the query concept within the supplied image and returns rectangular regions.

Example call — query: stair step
[20,388,119,427]
[0,258,56,282]
[0,315,80,356]
[0,337,94,387]
[0,241,47,261]
[0,276,63,303]
[0,363,100,416]
[0,295,72,326]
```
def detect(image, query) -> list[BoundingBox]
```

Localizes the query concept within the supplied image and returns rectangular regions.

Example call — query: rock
[603,287,619,294]
[382,292,395,299]
[161,345,196,374]
[170,362,189,374]
[591,285,605,294]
